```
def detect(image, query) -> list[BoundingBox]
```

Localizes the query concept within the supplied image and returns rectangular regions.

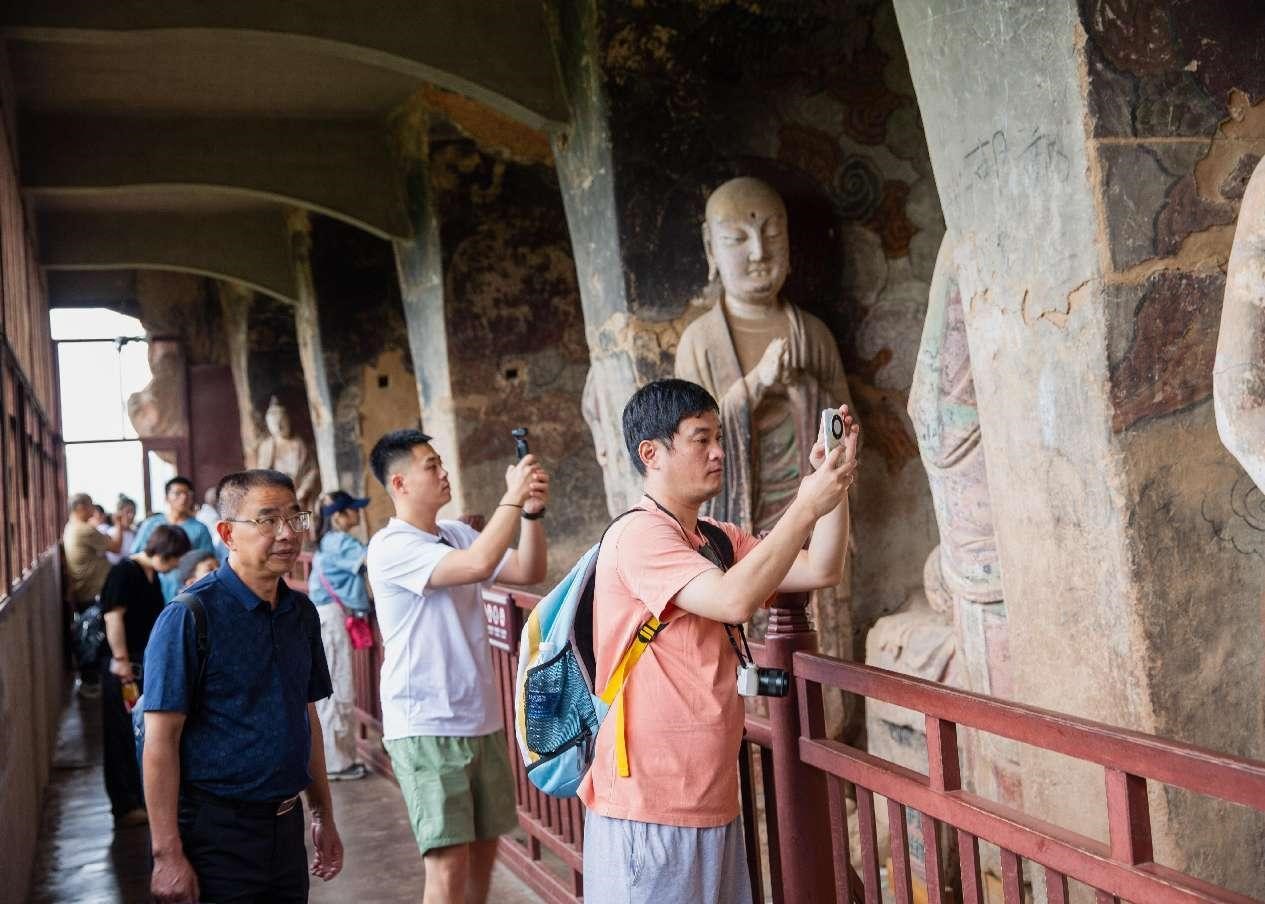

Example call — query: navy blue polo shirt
[143,562,333,801]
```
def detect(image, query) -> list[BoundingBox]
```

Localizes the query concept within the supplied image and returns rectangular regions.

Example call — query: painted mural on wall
[430,136,610,582]
[309,215,416,505]
[591,0,945,654]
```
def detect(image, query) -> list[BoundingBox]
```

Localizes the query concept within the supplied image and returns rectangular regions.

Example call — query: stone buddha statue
[255,396,320,514]
[675,177,855,536]
[1216,156,1265,491]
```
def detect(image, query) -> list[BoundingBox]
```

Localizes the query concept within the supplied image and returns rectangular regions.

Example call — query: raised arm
[430,455,548,588]
[780,405,860,592]
[674,437,857,623]
[496,464,550,586]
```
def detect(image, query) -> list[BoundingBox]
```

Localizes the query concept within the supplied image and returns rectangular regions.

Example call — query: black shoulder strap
[696,520,735,571]
[171,592,209,716]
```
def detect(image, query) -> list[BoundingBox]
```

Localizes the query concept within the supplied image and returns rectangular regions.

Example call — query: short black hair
[622,379,719,476]
[370,429,433,487]
[176,548,218,586]
[164,475,194,496]
[216,469,297,520]
[144,523,193,560]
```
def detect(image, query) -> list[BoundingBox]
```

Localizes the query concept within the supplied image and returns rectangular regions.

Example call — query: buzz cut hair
[370,429,433,487]
[68,492,92,514]
[215,469,297,520]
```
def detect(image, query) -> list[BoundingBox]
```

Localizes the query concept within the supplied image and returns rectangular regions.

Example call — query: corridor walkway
[27,690,542,903]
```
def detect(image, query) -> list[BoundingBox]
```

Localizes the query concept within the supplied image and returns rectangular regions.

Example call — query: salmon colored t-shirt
[577,497,761,828]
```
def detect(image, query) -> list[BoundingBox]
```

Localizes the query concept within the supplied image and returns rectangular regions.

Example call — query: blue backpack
[512,512,733,797]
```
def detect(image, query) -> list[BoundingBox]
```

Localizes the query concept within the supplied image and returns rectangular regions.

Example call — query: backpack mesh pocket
[525,646,600,757]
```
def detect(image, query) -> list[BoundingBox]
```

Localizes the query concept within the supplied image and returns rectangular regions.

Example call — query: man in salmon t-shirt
[579,378,859,903]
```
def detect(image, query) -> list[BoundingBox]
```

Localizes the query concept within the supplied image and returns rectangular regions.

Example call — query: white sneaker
[327,763,368,781]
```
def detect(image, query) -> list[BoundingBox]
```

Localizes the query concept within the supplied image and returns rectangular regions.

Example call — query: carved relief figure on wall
[907,236,1002,612]
[903,234,1017,806]
[255,396,320,514]
[674,177,856,536]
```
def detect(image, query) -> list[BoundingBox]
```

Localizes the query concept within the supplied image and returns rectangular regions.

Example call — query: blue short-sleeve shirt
[143,562,333,801]
[307,530,369,612]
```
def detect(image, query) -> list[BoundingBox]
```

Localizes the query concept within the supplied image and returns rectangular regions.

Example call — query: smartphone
[820,409,844,454]
[512,427,530,461]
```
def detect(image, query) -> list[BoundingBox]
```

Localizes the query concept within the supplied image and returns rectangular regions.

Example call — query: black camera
[737,664,790,698]
[512,427,529,461]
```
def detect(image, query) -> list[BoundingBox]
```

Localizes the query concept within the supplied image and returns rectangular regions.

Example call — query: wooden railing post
[765,590,834,903]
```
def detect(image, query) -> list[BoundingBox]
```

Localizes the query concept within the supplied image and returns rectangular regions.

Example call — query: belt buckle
[275,795,298,816]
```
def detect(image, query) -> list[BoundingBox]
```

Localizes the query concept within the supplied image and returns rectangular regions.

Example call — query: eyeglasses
[225,512,313,537]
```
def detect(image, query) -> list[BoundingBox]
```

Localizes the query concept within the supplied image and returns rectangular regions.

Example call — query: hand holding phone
[820,408,845,454]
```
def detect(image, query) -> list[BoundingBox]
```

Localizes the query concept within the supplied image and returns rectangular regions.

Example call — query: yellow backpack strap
[598,616,664,777]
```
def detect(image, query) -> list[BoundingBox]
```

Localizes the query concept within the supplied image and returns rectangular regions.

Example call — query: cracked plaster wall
[895,0,1265,892]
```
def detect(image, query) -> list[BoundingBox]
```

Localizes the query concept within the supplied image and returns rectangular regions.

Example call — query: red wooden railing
[794,652,1265,904]
[309,542,1265,904]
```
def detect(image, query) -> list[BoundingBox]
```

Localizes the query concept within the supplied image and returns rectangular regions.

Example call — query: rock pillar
[218,281,263,467]
[286,209,339,496]
[894,0,1265,889]
[390,102,469,513]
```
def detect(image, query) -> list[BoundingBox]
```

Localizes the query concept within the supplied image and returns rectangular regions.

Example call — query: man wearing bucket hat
[309,490,373,781]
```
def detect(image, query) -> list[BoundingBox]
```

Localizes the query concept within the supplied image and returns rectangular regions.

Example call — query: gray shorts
[582,811,753,904]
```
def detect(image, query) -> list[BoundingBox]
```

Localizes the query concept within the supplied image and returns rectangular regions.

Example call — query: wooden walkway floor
[27,691,543,903]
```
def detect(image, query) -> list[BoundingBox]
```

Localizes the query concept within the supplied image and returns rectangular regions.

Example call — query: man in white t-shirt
[366,428,549,904]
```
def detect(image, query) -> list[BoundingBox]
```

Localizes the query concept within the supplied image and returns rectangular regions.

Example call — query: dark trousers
[100,668,142,816]
[176,793,310,904]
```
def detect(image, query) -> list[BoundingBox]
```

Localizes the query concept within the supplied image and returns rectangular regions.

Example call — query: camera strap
[643,493,755,669]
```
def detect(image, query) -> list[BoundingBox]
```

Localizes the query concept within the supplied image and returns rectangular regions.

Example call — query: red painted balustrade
[312,545,1265,904]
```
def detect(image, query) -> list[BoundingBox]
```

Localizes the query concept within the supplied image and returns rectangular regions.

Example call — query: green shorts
[385,730,519,855]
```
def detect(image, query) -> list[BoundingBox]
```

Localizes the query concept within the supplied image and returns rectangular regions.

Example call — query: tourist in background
[131,476,215,602]
[309,490,373,782]
[63,492,129,698]
[99,524,191,828]
[175,548,219,589]
[99,495,138,565]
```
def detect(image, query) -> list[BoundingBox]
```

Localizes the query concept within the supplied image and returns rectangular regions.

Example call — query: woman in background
[310,490,372,781]
[99,524,191,826]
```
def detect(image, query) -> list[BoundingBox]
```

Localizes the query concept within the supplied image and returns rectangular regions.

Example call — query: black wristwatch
[521,508,546,521]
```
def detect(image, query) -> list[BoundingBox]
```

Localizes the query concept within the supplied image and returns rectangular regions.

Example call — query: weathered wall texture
[1084,0,1265,887]
[131,271,244,493]
[0,558,63,904]
[357,348,421,535]
[555,0,943,657]
[431,135,608,581]
[309,215,415,501]
[894,0,1265,892]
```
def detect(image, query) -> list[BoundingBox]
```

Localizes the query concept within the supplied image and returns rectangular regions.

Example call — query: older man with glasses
[142,468,344,904]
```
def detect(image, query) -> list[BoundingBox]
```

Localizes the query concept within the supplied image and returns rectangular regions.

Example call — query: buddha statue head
[702,177,791,309]
[264,396,293,440]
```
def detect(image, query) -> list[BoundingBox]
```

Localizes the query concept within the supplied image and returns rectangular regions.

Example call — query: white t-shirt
[367,518,509,740]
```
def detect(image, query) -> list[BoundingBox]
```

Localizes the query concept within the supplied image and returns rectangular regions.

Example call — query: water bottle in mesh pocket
[524,645,599,757]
